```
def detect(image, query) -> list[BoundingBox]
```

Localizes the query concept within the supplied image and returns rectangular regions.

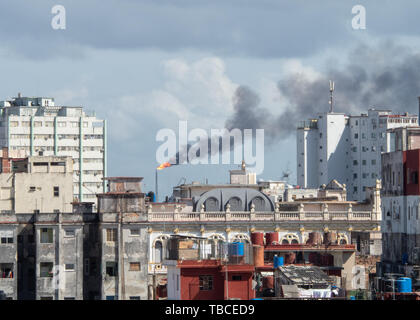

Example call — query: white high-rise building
[0,94,107,209]
[297,109,418,201]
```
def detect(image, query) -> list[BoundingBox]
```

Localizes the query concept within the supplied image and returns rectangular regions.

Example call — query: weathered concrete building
[0,150,73,214]
[381,130,420,276]
[97,177,149,300]
[0,213,18,300]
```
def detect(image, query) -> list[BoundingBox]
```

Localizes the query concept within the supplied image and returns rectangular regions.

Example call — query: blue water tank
[274,256,284,268]
[396,277,412,293]
[229,242,244,256]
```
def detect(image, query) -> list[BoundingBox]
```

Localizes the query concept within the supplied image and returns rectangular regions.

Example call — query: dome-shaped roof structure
[194,188,275,212]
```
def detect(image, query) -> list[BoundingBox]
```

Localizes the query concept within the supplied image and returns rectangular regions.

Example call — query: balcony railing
[147,210,378,222]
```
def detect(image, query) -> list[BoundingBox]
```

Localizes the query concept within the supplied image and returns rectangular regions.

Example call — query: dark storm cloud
[225,42,420,142]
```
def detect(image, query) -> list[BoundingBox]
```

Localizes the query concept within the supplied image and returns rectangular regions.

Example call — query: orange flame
[157,162,172,170]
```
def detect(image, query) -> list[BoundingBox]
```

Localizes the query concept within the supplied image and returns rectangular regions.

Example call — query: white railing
[147,210,376,222]
[304,211,324,220]
[352,211,372,220]
[329,211,349,220]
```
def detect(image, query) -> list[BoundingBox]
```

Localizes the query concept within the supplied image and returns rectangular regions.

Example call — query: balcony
[147,210,376,222]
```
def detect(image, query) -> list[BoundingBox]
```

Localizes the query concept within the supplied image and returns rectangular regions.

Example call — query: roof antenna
[329,80,335,113]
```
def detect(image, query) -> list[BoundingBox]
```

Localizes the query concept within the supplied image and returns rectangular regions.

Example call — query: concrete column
[323,203,329,220]
[348,204,353,220]
[299,203,305,220]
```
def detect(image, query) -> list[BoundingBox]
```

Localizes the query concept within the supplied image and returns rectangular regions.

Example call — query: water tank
[265,232,279,245]
[229,242,244,256]
[274,256,284,268]
[251,233,264,246]
[253,245,264,267]
[147,191,156,202]
[396,277,412,293]
[306,232,322,245]
[323,232,337,244]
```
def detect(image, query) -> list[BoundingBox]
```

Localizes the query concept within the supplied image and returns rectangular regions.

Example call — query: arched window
[250,197,265,211]
[227,197,242,211]
[205,197,219,211]
[281,233,299,244]
[154,241,163,263]
[231,233,250,244]
[153,235,169,263]
[337,233,348,245]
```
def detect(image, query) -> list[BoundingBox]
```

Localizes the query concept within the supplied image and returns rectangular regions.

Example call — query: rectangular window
[106,229,117,242]
[65,264,75,271]
[53,186,59,197]
[129,262,141,271]
[1,237,13,244]
[130,229,140,236]
[129,296,140,300]
[106,262,118,277]
[65,229,75,237]
[362,160,366,165]
[199,275,213,291]
[0,263,14,278]
[354,133,358,139]
[40,262,53,278]
[232,275,242,281]
[40,228,53,243]
[64,297,75,300]
[371,159,376,165]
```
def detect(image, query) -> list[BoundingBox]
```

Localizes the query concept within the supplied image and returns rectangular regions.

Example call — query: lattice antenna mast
[329,80,335,113]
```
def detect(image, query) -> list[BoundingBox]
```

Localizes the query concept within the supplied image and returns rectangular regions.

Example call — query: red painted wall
[225,273,255,300]
[180,267,224,300]
[404,149,420,195]
[179,264,255,300]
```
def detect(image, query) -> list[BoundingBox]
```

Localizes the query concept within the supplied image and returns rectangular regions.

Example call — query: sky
[1,0,420,200]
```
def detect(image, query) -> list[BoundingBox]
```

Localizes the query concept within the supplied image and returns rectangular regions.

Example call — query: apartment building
[0,94,106,208]
[297,108,418,201]
[381,127,420,276]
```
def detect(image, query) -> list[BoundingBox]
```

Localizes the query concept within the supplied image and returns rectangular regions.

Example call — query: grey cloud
[4,0,419,60]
